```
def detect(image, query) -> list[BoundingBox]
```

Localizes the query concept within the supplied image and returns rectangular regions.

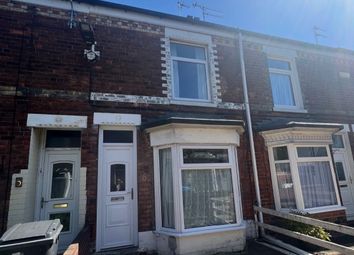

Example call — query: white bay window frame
[154,144,242,234]
[262,124,345,214]
[269,143,342,213]
[148,122,244,235]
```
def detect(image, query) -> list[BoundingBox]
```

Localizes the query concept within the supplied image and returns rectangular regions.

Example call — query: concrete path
[244,240,289,255]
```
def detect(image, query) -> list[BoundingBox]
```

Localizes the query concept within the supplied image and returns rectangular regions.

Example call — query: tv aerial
[313,26,327,45]
[177,1,190,16]
[192,2,223,21]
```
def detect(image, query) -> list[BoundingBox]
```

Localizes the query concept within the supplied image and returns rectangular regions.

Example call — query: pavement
[243,240,286,255]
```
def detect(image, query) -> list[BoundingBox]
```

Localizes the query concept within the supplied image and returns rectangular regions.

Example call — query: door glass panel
[50,212,70,232]
[335,162,346,181]
[111,164,126,192]
[51,163,73,199]
[103,131,133,143]
[46,130,81,148]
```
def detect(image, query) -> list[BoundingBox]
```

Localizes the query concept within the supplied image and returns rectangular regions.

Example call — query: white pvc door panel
[101,146,133,249]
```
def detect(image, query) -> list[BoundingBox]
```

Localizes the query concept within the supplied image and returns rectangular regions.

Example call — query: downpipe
[238,31,264,236]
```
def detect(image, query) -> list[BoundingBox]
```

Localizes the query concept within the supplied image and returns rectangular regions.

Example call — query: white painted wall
[245,220,257,239]
[155,228,246,255]
[78,167,87,230]
[7,128,42,228]
[148,124,241,147]
[138,231,157,251]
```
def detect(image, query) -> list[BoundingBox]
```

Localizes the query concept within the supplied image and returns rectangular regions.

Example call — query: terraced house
[1,0,354,254]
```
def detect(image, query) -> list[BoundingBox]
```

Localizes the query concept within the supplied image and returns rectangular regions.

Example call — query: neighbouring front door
[333,134,354,220]
[40,149,80,250]
[97,129,137,251]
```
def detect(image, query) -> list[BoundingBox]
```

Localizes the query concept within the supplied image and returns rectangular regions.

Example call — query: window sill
[304,205,346,215]
[273,107,308,113]
[171,99,217,108]
[279,206,346,215]
[155,222,246,237]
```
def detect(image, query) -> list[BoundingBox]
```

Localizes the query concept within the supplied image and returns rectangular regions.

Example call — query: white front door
[40,149,80,250]
[97,128,137,251]
[333,134,354,220]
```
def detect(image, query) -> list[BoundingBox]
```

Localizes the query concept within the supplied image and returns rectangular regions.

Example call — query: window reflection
[51,163,73,199]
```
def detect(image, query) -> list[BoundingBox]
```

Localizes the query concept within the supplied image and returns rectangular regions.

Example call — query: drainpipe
[238,31,264,235]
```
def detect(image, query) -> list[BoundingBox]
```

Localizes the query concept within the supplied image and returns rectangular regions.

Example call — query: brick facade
[1,0,354,250]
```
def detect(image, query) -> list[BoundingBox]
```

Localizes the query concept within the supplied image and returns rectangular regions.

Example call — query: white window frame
[154,144,243,235]
[269,143,342,214]
[263,46,305,112]
[170,41,211,102]
[165,28,219,107]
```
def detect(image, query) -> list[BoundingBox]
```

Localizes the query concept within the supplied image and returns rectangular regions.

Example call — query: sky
[109,0,354,50]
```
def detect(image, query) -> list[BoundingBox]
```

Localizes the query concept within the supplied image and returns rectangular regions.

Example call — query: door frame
[333,131,354,217]
[96,125,138,252]
[34,129,81,248]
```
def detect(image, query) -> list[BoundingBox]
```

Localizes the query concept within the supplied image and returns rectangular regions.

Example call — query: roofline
[75,0,354,55]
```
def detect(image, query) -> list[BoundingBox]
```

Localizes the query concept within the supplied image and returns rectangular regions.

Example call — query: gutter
[238,31,264,235]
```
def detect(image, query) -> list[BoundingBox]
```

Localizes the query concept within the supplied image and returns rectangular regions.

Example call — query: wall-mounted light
[84,42,100,62]
[79,22,100,62]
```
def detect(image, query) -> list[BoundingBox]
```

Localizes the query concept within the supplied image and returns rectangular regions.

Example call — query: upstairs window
[266,56,304,112]
[171,42,209,101]
[268,58,296,106]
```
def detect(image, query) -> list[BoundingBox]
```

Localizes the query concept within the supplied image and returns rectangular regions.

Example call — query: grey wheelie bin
[0,219,63,255]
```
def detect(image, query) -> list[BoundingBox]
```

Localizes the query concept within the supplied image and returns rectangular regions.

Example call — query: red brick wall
[0,1,248,237]
[137,131,155,232]
[311,210,346,223]
[1,0,354,243]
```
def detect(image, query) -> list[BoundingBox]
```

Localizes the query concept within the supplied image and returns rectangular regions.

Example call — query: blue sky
[109,0,354,50]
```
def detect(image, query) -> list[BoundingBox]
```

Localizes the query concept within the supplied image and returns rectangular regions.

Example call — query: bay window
[156,145,241,233]
[270,144,340,212]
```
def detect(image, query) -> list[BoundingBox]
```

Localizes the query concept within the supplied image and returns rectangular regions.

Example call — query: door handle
[131,188,134,200]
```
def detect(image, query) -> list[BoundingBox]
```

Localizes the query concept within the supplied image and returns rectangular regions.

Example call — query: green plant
[280,210,331,241]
